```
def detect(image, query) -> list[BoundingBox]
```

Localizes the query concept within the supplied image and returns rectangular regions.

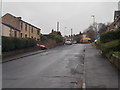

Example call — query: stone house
[2,13,41,41]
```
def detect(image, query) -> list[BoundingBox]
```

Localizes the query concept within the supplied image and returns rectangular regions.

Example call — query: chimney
[17,17,21,20]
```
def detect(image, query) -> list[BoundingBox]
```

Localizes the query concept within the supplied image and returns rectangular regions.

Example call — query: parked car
[40,45,47,50]
[65,40,72,45]
[36,44,47,50]
[73,41,77,44]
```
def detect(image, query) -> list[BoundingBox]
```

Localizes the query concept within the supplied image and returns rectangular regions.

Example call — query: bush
[101,40,120,54]
[41,35,48,43]
[2,36,37,52]
[113,52,120,57]
[95,39,101,49]
[41,34,63,43]
[2,36,15,52]
[100,30,120,43]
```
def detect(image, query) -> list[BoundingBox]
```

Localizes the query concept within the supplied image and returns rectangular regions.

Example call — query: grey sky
[2,2,118,35]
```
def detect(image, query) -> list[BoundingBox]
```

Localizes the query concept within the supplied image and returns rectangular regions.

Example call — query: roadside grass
[113,52,120,57]
[101,40,120,54]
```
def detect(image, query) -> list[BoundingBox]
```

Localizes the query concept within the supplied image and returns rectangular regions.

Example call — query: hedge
[2,36,37,52]
[41,34,63,43]
[101,40,120,54]
[100,30,120,43]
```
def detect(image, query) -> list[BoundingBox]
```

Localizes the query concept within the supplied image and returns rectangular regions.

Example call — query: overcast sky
[2,2,118,35]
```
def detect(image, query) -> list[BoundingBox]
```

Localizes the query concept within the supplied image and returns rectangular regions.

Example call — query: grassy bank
[96,30,120,70]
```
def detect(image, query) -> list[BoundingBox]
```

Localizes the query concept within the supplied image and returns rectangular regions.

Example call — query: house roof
[2,13,41,31]
[114,11,120,20]
[2,23,20,31]
[113,11,120,25]
[20,20,41,30]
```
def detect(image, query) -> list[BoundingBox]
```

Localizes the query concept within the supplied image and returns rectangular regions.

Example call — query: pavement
[2,50,46,63]
[2,44,119,89]
[84,44,119,88]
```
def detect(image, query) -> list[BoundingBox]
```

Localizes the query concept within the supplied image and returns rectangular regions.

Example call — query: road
[3,44,85,88]
[3,44,119,88]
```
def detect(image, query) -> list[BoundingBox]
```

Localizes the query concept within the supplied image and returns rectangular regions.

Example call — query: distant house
[113,11,120,30]
[2,13,41,41]
[81,34,91,43]
[107,23,115,32]
[106,11,120,32]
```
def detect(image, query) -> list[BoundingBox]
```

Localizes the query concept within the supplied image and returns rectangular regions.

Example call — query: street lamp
[91,15,95,27]
[71,28,73,42]
[91,15,98,36]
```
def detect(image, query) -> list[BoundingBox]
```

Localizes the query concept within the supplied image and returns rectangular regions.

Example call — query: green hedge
[101,40,120,54]
[41,34,63,43]
[100,30,120,43]
[2,36,37,52]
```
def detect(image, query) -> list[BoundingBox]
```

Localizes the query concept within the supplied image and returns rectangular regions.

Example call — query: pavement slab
[84,44,119,88]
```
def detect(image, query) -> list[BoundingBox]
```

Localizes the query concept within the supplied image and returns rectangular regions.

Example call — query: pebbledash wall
[2,13,41,41]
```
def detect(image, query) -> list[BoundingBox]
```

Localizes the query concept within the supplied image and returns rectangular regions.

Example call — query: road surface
[3,44,119,88]
[3,44,85,88]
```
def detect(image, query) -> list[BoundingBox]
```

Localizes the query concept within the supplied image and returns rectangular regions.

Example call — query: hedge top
[100,30,120,43]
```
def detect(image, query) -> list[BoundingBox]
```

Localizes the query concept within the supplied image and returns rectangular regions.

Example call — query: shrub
[41,34,63,43]
[101,40,120,54]
[53,35,63,43]
[100,30,120,43]
[95,39,101,49]
[2,36,37,52]
[113,52,120,57]
[41,35,48,43]
[2,36,15,52]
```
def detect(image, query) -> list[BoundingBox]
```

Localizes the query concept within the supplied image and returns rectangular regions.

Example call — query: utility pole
[71,28,73,42]
[57,22,59,32]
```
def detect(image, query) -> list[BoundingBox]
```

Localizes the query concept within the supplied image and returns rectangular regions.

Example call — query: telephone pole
[71,28,73,42]
[57,22,59,32]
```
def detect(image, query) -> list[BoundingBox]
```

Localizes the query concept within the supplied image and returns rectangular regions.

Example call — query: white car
[65,40,72,45]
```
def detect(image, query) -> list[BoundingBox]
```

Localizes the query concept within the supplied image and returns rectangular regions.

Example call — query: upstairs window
[31,27,33,33]
[37,30,40,35]
[21,22,23,30]
[25,23,27,31]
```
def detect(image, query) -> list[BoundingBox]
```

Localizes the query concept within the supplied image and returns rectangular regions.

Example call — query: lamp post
[91,15,97,36]
[71,28,73,43]
[64,27,67,36]
[91,15,95,28]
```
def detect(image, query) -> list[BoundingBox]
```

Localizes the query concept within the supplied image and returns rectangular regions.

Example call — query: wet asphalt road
[3,44,85,88]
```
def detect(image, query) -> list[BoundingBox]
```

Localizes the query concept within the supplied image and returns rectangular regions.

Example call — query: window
[14,31,17,37]
[37,30,40,35]
[31,36,33,38]
[25,34,27,38]
[9,28,12,36]
[37,39,39,41]
[21,33,23,37]
[31,27,33,33]
[25,23,27,31]
[21,22,23,30]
